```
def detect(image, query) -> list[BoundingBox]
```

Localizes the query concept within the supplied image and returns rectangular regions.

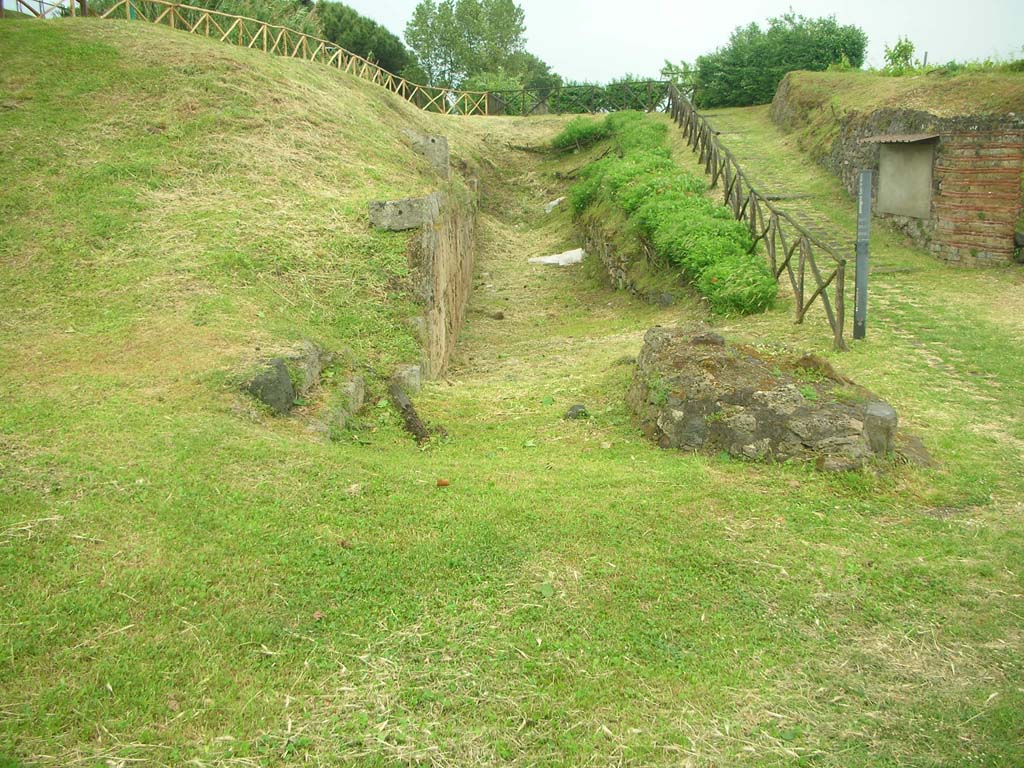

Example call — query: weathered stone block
[863,401,898,454]
[246,358,295,415]
[290,341,329,398]
[369,195,437,231]
[340,376,365,415]
[628,326,912,471]
[392,364,422,395]
[404,130,450,178]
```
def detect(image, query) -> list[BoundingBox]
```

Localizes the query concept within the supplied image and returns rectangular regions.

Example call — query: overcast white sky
[339,0,1023,82]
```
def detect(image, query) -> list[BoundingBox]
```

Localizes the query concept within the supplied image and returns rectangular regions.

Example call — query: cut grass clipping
[556,112,777,314]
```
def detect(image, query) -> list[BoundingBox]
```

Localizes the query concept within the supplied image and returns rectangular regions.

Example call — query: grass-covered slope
[2,18,1024,768]
[1,17,479,391]
[775,68,1024,121]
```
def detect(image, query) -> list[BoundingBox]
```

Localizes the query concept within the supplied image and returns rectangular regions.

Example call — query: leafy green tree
[317,2,412,74]
[404,0,464,85]
[883,36,916,75]
[694,14,867,107]
[404,0,527,87]
[507,51,561,92]
[660,59,695,85]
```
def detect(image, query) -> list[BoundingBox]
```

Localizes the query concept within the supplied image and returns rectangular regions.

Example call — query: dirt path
[432,139,688,433]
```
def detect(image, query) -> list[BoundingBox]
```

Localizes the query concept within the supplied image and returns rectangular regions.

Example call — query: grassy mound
[3,19,1024,768]
[556,112,777,314]
[0,18,488,391]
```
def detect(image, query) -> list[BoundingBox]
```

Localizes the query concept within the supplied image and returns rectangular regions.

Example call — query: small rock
[489,311,505,320]
[817,455,863,473]
[897,434,935,468]
[544,197,566,214]
[245,358,295,415]
[691,331,725,346]
[658,293,676,307]
[564,404,589,420]
[1015,231,1024,248]
[863,401,898,455]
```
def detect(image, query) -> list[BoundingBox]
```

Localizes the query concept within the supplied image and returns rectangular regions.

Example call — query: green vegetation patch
[555,112,777,314]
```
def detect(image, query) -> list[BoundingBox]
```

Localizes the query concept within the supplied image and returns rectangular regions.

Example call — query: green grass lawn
[2,19,1023,768]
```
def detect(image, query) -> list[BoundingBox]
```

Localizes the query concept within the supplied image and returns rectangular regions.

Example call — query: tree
[660,60,695,86]
[405,0,464,86]
[694,14,868,108]
[507,51,561,92]
[883,36,916,75]
[317,2,412,75]
[405,0,527,87]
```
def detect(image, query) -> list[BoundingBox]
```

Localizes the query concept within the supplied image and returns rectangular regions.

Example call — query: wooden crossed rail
[667,85,849,349]
[86,0,488,115]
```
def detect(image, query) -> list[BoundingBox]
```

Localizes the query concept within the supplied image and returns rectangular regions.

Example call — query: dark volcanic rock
[246,358,295,415]
[627,326,905,471]
[564,404,589,420]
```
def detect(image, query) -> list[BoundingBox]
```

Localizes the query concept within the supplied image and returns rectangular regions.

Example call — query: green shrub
[695,14,867,108]
[551,117,611,151]
[698,255,777,314]
[563,112,776,315]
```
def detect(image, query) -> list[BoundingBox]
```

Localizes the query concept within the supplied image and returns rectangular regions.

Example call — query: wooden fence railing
[488,81,671,117]
[666,85,848,349]
[7,0,676,118]
[3,0,88,18]
[87,0,491,115]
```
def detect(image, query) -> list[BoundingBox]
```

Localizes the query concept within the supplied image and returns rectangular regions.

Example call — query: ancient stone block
[246,358,295,415]
[392,364,422,395]
[290,341,329,398]
[368,195,432,231]
[628,326,910,471]
[404,130,450,178]
[863,401,898,454]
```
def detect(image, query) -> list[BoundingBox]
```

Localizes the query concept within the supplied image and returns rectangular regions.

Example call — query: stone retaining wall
[581,214,679,306]
[771,76,1024,265]
[407,186,478,377]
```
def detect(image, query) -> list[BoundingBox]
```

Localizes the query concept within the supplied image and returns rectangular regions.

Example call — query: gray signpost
[854,169,873,341]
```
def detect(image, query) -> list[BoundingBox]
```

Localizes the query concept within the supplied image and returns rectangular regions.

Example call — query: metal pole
[854,169,873,341]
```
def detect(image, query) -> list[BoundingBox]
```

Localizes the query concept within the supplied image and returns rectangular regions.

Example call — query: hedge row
[554,113,777,315]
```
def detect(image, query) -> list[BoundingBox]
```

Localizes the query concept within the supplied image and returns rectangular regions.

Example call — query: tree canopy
[317,2,412,75]
[404,0,529,87]
[694,14,868,108]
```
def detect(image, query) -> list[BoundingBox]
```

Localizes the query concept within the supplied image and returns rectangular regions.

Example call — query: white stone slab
[528,248,585,266]
[544,197,566,214]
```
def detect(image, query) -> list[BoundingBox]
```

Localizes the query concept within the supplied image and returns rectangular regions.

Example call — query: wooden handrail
[17,0,678,118]
[85,0,492,115]
[667,84,848,349]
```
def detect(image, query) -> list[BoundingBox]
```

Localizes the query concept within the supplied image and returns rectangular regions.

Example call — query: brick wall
[931,131,1023,264]
[770,91,1024,266]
